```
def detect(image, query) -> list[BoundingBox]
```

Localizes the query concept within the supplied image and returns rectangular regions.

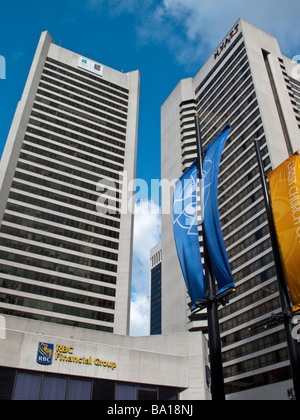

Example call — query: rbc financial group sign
[36,342,118,370]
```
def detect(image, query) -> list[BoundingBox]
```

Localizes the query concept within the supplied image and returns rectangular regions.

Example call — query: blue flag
[202,124,235,296]
[173,161,206,305]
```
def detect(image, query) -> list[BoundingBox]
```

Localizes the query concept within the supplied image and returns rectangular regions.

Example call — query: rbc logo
[37,342,54,365]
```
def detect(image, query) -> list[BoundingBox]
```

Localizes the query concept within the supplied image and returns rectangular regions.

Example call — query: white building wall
[161,78,196,334]
[0,315,210,400]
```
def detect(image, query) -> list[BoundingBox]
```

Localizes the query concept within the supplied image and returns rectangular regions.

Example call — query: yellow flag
[268,151,300,312]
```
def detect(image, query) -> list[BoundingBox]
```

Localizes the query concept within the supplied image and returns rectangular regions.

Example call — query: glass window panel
[92,379,115,400]
[158,387,178,401]
[13,371,42,400]
[67,378,91,400]
[41,374,67,400]
[138,384,157,400]
[0,367,16,400]
[115,382,137,400]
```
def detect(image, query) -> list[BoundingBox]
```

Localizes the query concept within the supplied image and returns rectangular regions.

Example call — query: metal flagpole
[254,138,300,400]
[194,114,226,401]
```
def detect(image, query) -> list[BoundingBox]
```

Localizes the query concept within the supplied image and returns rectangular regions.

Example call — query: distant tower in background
[150,242,162,335]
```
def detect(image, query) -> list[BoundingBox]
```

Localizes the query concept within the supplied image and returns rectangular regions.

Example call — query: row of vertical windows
[220,268,277,322]
[23,136,123,173]
[0,237,118,273]
[3,212,119,251]
[200,58,250,123]
[0,308,113,333]
[25,131,125,165]
[0,293,114,324]
[42,67,129,106]
[1,225,118,262]
[200,65,252,129]
[222,329,286,364]
[0,249,116,283]
[225,366,292,395]
[223,347,289,379]
[33,102,126,135]
[197,48,248,113]
[16,160,119,195]
[221,296,281,333]
[28,116,125,156]
[40,75,128,114]
[44,60,130,98]
[14,170,121,211]
[0,263,116,293]
[0,278,115,310]
[37,82,127,120]
[195,35,244,95]
[27,117,125,156]
[220,280,278,320]
[0,367,178,400]
[30,109,126,141]
[9,187,120,229]
[19,148,121,183]
[35,90,127,127]
[46,57,129,94]
[5,202,120,240]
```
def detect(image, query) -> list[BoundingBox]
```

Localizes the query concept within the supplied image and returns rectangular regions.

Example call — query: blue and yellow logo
[37,342,54,365]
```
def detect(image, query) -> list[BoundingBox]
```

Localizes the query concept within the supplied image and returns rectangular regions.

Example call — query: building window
[2,368,179,400]
[158,386,178,400]
[138,384,157,400]
[41,374,67,400]
[67,377,92,400]
[13,371,42,400]
[92,379,115,400]
[115,382,137,400]
[0,367,16,400]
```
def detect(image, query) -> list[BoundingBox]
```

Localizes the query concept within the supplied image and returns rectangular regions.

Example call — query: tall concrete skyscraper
[0,31,140,336]
[161,19,300,399]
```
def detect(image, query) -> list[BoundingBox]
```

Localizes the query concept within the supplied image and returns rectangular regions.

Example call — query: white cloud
[130,293,150,336]
[159,0,300,62]
[133,200,161,267]
[130,199,161,336]
[87,0,300,69]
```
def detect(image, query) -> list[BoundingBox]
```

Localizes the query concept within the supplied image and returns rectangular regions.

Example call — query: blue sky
[1,0,300,191]
[1,0,300,335]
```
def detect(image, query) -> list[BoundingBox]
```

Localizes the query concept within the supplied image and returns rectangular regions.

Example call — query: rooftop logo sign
[78,57,104,77]
[214,23,240,60]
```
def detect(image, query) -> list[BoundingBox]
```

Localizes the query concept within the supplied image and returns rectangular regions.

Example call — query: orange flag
[268,151,300,312]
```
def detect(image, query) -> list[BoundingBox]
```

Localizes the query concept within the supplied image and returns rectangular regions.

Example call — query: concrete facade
[0,315,210,400]
[0,31,139,336]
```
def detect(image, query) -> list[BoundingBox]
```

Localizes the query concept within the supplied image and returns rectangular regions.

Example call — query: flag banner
[173,161,206,305]
[267,151,300,312]
[202,124,235,296]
